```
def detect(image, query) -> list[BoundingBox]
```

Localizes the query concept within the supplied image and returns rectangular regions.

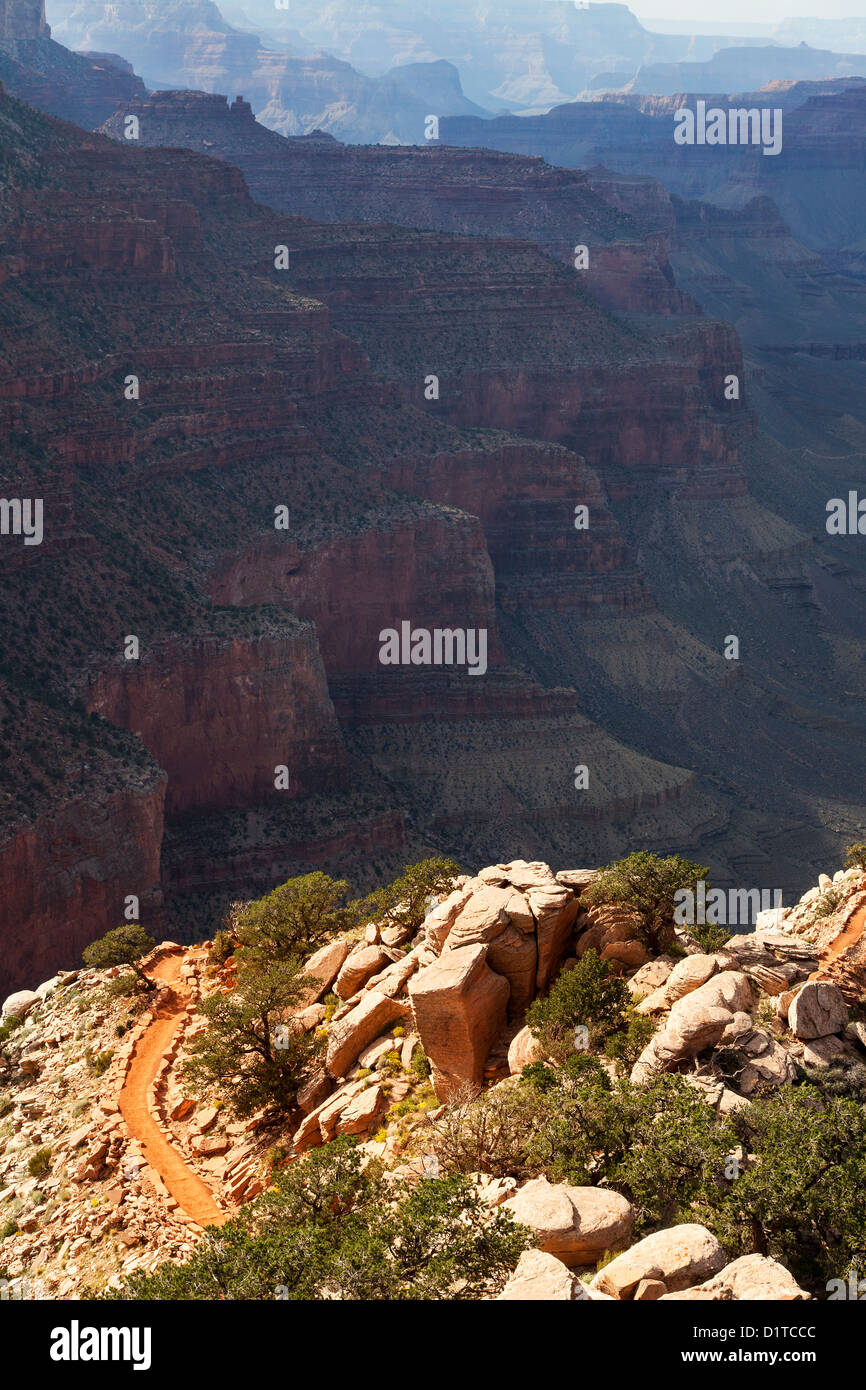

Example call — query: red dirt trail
[819,902,866,970]
[117,953,227,1229]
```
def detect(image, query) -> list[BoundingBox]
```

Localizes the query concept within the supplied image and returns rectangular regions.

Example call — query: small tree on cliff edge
[583,851,709,955]
[354,857,462,936]
[181,958,321,1120]
[82,924,156,991]
[234,871,353,964]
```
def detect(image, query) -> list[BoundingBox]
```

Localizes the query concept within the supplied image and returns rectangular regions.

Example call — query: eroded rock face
[408,861,580,1090]
[408,943,510,1101]
[788,980,848,1039]
[502,1176,634,1268]
[486,924,538,1017]
[325,991,410,1079]
[591,1224,725,1299]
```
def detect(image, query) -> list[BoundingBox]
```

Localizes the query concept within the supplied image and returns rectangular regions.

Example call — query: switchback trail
[117,952,227,1229]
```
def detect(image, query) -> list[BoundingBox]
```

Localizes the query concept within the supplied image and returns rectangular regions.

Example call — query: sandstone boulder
[409,944,509,1101]
[666,970,753,1028]
[302,939,351,1001]
[1,990,39,1020]
[502,1176,633,1268]
[334,944,392,999]
[732,1029,795,1094]
[423,885,474,953]
[555,869,597,893]
[331,1084,385,1139]
[363,950,419,998]
[501,860,557,892]
[601,939,648,970]
[788,981,848,1039]
[661,1254,809,1301]
[486,924,538,1017]
[591,1224,725,1299]
[530,886,580,991]
[507,1025,545,1075]
[628,956,676,999]
[325,991,410,1079]
[631,1005,732,1084]
[635,953,719,1014]
[801,1034,849,1067]
[296,1069,333,1115]
[497,1249,590,1301]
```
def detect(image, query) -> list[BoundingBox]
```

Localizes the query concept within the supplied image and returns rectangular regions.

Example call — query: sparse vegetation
[354,858,461,938]
[526,948,628,1059]
[27,1148,52,1179]
[82,924,156,992]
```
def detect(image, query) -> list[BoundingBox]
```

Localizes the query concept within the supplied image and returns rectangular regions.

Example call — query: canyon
[2,35,866,994]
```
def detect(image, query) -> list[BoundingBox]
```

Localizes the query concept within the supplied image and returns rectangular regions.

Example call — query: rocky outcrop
[325,990,410,1080]
[787,980,848,1040]
[0,15,146,128]
[631,971,754,1084]
[408,945,509,1101]
[99,97,691,318]
[408,860,583,1096]
[0,0,49,40]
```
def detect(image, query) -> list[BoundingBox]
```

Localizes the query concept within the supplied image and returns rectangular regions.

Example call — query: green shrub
[353,858,461,937]
[83,924,155,991]
[813,887,844,919]
[105,1138,531,1301]
[689,920,733,954]
[208,928,237,967]
[526,949,628,1060]
[27,1148,52,1180]
[410,1047,431,1080]
[234,872,352,965]
[85,1048,113,1076]
[844,843,866,872]
[583,851,710,954]
[181,958,322,1120]
[0,1015,24,1053]
[603,1012,657,1072]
